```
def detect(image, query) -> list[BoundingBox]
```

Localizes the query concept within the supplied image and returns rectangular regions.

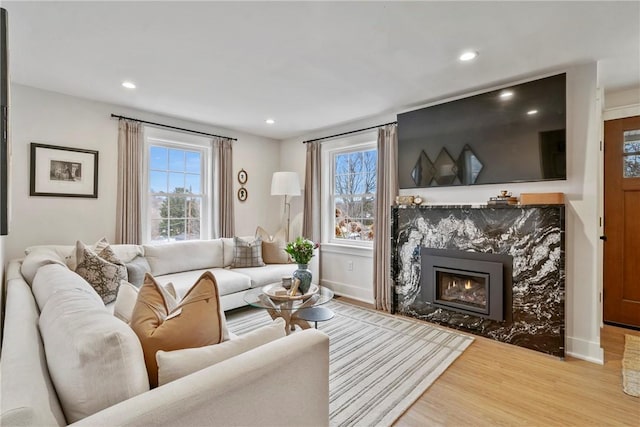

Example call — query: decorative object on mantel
[237,169,248,202]
[487,190,518,205]
[30,143,99,198]
[284,236,319,294]
[622,334,640,397]
[395,195,415,205]
[520,192,565,205]
[413,196,424,205]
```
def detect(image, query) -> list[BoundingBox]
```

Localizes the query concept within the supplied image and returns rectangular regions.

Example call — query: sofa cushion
[256,226,290,264]
[232,263,298,288]
[157,318,286,386]
[231,236,265,268]
[130,272,228,387]
[75,240,128,305]
[32,263,104,311]
[20,247,68,285]
[222,237,235,267]
[143,239,224,276]
[126,255,152,287]
[39,288,149,423]
[154,268,251,298]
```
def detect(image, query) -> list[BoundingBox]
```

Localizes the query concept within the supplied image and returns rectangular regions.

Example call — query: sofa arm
[71,329,329,427]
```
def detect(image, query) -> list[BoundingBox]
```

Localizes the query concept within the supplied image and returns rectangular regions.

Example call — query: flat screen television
[397,73,566,189]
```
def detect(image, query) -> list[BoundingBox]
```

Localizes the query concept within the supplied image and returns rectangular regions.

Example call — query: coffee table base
[265,307,311,334]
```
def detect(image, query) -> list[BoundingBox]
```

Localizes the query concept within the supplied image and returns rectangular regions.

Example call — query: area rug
[623,334,640,397]
[226,300,474,426]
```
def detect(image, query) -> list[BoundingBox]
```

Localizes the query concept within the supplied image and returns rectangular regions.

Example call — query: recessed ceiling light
[122,81,136,89]
[265,119,275,125]
[459,51,478,61]
[499,90,514,99]
[527,109,538,115]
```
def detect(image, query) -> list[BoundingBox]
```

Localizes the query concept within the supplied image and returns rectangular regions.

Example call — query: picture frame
[237,168,248,184]
[237,187,248,202]
[30,143,98,198]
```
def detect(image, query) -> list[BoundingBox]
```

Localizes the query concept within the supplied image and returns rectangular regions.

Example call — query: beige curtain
[373,124,398,312]
[116,119,143,244]
[213,137,234,238]
[302,141,321,242]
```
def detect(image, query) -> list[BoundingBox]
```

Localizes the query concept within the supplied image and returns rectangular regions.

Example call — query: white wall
[281,63,604,363]
[6,84,282,260]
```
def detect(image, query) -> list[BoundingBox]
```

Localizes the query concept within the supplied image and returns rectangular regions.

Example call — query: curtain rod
[110,114,237,141]
[302,121,397,144]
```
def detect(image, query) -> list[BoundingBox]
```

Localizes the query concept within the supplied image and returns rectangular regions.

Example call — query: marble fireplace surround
[392,204,565,358]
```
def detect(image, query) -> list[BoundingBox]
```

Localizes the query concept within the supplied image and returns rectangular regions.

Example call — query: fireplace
[421,248,513,322]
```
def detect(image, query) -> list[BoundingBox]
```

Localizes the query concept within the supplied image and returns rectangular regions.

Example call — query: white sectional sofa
[0,240,330,426]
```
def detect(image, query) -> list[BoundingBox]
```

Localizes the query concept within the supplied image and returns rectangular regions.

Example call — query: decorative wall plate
[237,169,248,184]
[238,187,248,201]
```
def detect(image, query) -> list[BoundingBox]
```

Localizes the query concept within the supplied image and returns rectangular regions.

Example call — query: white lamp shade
[271,171,301,196]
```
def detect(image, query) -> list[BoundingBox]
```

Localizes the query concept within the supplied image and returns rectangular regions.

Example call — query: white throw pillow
[39,288,149,423]
[20,248,68,285]
[156,318,286,386]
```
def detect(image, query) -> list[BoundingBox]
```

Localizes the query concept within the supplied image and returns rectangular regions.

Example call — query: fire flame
[464,280,472,290]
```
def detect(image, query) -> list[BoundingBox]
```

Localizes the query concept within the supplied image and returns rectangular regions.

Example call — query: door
[604,115,640,328]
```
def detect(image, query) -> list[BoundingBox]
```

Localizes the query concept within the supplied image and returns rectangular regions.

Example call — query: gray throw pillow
[125,256,152,287]
[231,236,265,268]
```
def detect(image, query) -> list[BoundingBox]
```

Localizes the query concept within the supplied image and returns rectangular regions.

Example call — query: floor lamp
[271,171,301,242]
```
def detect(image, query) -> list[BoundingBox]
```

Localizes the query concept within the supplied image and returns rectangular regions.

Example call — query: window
[331,145,377,243]
[144,128,210,243]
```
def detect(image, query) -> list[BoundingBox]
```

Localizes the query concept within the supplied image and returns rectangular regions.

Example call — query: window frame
[142,126,212,244]
[321,134,377,249]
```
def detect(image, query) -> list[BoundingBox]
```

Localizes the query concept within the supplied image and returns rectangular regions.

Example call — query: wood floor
[335,297,640,426]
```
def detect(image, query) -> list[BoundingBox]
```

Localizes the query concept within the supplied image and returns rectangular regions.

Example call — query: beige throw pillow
[157,318,286,386]
[230,236,265,267]
[113,281,177,324]
[255,226,289,264]
[75,239,127,305]
[129,272,228,387]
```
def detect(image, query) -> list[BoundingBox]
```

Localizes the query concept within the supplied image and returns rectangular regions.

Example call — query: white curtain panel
[116,119,143,244]
[374,124,398,312]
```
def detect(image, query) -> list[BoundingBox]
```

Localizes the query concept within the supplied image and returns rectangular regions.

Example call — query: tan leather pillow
[129,271,226,387]
[256,226,289,264]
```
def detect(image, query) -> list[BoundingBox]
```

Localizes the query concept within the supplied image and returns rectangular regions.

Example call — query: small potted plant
[285,237,319,294]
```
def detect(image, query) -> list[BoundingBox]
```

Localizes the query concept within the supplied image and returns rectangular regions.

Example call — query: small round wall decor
[238,187,248,202]
[237,169,248,185]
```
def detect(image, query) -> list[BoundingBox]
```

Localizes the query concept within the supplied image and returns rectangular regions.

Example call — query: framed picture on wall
[30,143,98,198]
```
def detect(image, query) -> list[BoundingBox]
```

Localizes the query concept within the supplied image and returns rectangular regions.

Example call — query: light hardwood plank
[334,297,640,426]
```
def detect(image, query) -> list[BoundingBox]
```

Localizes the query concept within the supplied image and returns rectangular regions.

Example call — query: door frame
[600,104,640,328]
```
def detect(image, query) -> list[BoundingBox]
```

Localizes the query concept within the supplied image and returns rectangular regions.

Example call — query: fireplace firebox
[421,248,513,322]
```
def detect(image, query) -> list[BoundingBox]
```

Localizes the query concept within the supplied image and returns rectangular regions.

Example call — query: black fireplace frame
[421,248,514,322]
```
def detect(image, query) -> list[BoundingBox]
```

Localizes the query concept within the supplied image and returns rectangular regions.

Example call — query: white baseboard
[321,279,374,305]
[565,336,604,364]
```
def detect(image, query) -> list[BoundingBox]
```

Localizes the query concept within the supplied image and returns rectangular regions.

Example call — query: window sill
[320,243,373,257]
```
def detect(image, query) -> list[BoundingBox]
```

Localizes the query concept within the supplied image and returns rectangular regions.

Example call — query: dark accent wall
[392,204,565,357]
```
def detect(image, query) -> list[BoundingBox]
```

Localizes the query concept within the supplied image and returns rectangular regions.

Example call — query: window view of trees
[148,146,203,242]
[623,130,640,178]
[333,148,377,241]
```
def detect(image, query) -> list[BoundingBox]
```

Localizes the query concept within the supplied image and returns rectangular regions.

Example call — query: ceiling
[4,1,640,140]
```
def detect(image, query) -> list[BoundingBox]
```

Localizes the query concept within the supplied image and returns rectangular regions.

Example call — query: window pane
[335,153,349,175]
[624,154,640,178]
[185,219,201,240]
[149,171,167,193]
[185,174,201,194]
[185,197,201,219]
[149,195,167,219]
[185,151,201,173]
[349,152,363,174]
[150,146,168,170]
[335,173,349,195]
[623,129,640,153]
[169,219,186,240]
[150,219,167,242]
[169,149,185,172]
[169,172,185,193]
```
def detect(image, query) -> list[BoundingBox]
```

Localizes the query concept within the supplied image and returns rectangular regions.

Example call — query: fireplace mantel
[391,204,565,357]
